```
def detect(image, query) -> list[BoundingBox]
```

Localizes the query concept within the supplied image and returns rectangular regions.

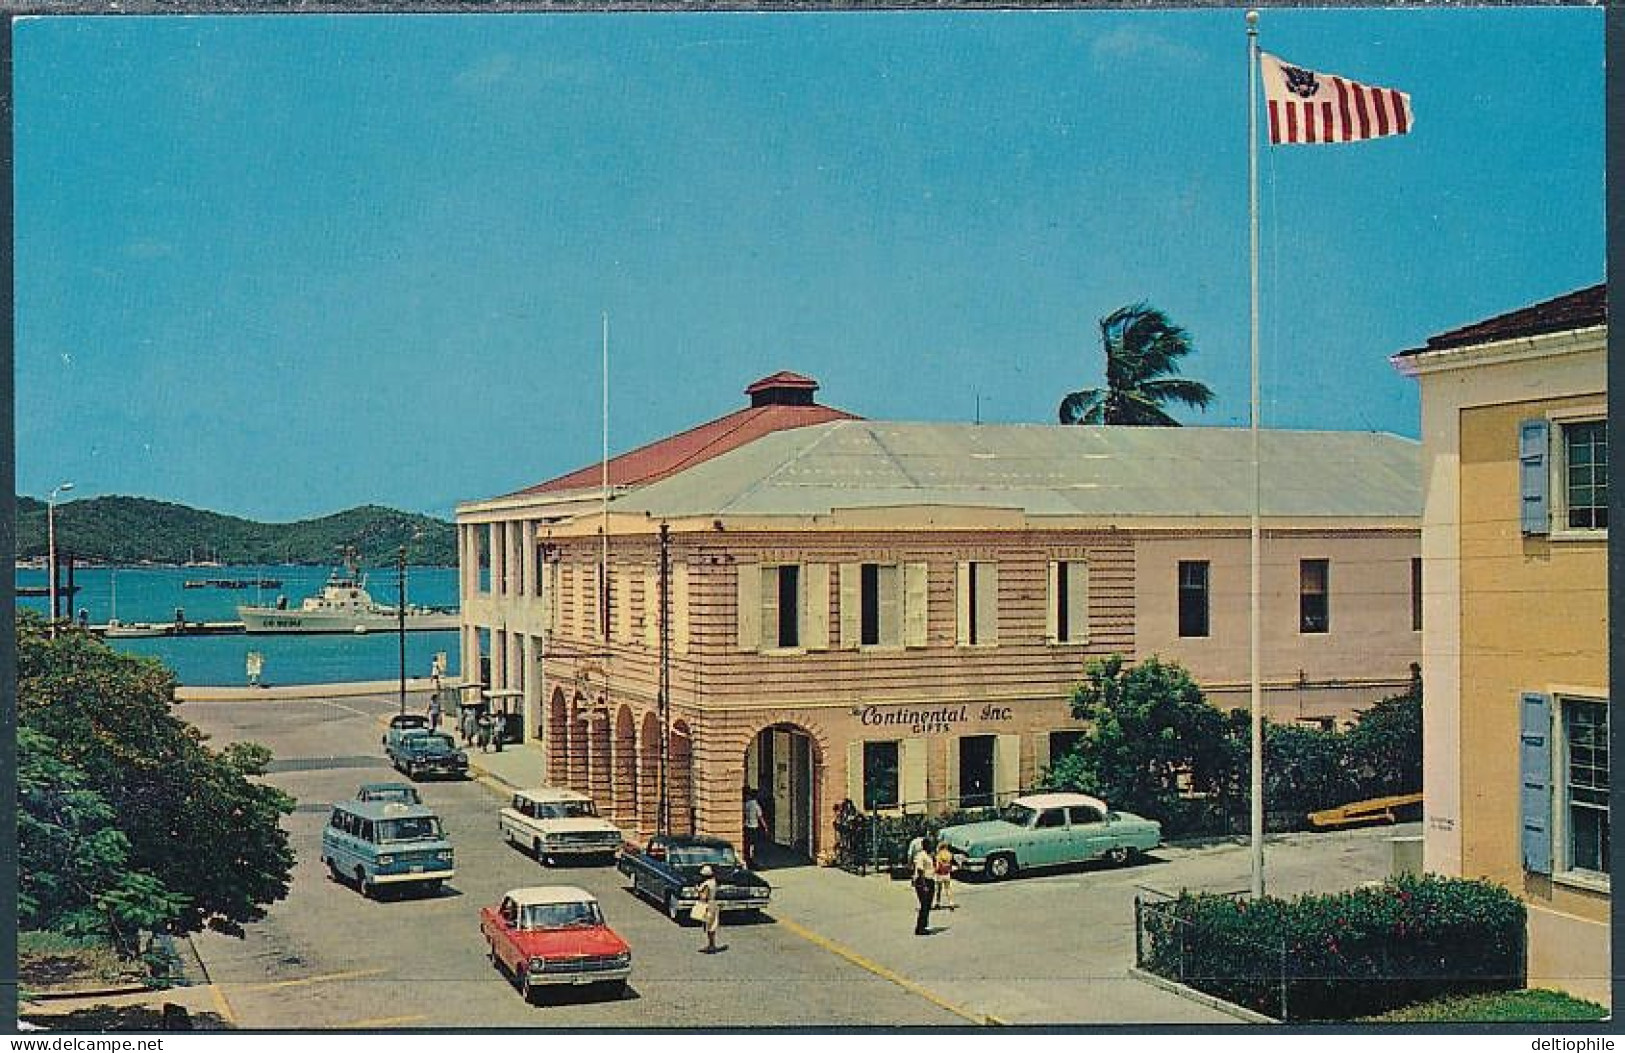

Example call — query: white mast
[1246,9,1265,899]
[601,312,610,641]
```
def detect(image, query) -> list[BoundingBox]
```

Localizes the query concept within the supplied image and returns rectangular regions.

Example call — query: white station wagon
[500,788,624,865]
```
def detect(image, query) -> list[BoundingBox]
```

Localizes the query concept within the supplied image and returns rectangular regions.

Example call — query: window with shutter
[1519,418,1551,536]
[1520,692,1553,875]
[803,564,830,650]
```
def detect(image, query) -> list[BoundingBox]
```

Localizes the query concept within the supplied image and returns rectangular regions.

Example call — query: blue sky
[15,8,1603,522]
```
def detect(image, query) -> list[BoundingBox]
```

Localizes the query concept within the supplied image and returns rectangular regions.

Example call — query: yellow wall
[1457,396,1607,926]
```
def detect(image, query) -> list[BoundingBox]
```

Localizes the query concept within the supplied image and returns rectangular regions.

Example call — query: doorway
[745,724,818,862]
[959,734,995,808]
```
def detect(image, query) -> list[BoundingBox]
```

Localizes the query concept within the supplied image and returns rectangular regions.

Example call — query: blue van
[321,799,455,898]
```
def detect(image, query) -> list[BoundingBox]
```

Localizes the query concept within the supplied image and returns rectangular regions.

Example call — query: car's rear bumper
[372,868,455,884]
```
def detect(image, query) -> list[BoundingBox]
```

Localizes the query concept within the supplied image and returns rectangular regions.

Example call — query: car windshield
[377,816,443,842]
[520,901,604,930]
[668,844,739,867]
[408,734,457,755]
[998,803,1037,827]
[536,801,600,820]
[393,717,429,730]
[364,787,418,804]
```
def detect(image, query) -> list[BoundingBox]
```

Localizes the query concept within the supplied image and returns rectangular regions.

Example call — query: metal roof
[611,421,1420,521]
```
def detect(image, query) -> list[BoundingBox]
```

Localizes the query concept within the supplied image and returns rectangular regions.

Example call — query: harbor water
[15,564,462,687]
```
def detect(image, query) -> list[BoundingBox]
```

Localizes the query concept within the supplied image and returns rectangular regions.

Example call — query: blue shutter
[1519,691,1553,875]
[1519,419,1550,535]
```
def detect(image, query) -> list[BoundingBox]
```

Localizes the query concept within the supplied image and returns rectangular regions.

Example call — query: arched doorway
[567,693,589,792]
[613,706,637,829]
[744,723,821,863]
[547,688,570,787]
[670,721,693,836]
[638,712,661,833]
[587,701,612,806]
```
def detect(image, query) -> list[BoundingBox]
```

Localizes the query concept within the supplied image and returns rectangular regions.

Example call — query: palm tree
[1058,303,1214,426]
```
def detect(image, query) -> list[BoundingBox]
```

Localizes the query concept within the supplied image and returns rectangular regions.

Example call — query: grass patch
[18,931,149,992]
[1362,988,1608,1023]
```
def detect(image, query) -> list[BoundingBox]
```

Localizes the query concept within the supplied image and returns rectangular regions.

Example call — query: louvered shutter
[1519,419,1551,536]
[903,562,928,648]
[1045,561,1060,643]
[644,565,659,649]
[901,738,927,815]
[1520,691,1553,875]
[1066,561,1090,643]
[804,564,830,650]
[846,741,864,808]
[976,562,999,644]
[994,734,1022,804]
[736,563,760,651]
[839,563,861,649]
[672,563,690,655]
[955,562,972,645]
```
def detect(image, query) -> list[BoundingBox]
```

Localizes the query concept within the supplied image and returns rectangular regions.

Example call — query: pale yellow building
[1393,283,1608,1003]
[458,373,1421,861]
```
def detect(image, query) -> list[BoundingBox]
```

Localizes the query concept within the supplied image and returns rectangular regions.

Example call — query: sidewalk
[463,739,547,793]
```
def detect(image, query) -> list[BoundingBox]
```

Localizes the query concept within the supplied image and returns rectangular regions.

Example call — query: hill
[15,496,457,567]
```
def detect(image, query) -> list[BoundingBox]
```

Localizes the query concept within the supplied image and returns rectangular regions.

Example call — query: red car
[480,886,632,1002]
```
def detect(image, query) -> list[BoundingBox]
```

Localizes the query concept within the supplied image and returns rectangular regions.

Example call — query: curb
[24,983,158,1002]
[1126,967,1277,1024]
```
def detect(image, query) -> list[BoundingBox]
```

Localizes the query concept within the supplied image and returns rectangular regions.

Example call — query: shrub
[1139,874,1525,1020]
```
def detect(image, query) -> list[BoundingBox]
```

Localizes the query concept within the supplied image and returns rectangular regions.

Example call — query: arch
[613,705,638,830]
[743,720,828,862]
[547,687,570,786]
[567,692,589,792]
[669,720,694,836]
[638,711,661,834]
[587,697,612,807]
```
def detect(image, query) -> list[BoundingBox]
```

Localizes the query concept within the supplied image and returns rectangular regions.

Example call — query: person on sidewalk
[695,864,722,953]
[427,692,442,733]
[477,711,495,754]
[742,788,768,869]
[911,838,937,936]
[934,840,956,910]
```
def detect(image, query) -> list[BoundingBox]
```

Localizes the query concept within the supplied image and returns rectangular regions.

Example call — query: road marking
[318,699,376,719]
[236,967,387,992]
[207,983,240,1027]
[343,1014,428,1029]
[775,915,995,1026]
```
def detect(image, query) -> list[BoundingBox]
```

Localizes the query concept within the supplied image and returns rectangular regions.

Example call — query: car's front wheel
[1105,846,1132,866]
[985,853,1017,881]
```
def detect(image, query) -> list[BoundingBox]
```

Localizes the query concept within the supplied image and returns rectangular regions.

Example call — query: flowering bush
[1140,873,1525,1020]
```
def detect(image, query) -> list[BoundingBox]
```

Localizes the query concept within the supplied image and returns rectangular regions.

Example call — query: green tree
[1042,654,1234,832]
[1058,303,1214,426]
[1344,675,1423,797]
[17,614,295,939]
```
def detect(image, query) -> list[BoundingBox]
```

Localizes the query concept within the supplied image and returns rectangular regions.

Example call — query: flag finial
[1246,9,1258,27]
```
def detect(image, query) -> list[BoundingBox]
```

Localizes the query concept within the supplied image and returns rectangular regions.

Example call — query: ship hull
[237,607,459,634]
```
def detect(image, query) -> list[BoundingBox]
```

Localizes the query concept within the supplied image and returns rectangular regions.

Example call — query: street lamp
[47,481,74,638]
[397,544,408,716]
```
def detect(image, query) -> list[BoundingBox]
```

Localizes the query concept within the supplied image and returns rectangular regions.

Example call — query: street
[181,690,1413,1028]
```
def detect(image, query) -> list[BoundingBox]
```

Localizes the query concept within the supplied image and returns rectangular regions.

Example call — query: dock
[90,620,247,638]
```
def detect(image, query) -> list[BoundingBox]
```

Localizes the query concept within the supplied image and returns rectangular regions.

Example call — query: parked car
[617,834,771,922]
[321,799,454,897]
[936,792,1161,881]
[356,782,422,806]
[479,886,632,1002]
[386,731,469,781]
[382,713,431,749]
[500,788,624,865]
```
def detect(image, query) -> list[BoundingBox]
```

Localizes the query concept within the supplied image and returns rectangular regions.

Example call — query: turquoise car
[321,799,455,897]
[937,792,1161,881]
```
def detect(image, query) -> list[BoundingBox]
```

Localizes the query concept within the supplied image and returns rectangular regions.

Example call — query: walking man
[911,837,937,936]
[742,788,768,869]
[427,691,442,733]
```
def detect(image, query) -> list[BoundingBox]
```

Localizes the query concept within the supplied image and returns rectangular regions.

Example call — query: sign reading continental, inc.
[852,703,1015,735]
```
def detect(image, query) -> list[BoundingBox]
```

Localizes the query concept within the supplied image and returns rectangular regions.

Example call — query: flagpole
[601,312,611,642]
[1246,9,1265,900]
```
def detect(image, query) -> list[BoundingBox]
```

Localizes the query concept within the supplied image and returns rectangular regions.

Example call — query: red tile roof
[1399,283,1606,356]
[512,375,859,497]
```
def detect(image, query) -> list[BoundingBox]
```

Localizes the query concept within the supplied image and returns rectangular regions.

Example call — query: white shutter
[879,564,902,645]
[672,563,690,655]
[976,562,999,645]
[1066,561,1090,644]
[903,562,928,648]
[839,563,861,649]
[955,562,971,645]
[804,563,830,650]
[900,738,927,815]
[1033,733,1052,782]
[993,734,1021,804]
[616,566,632,642]
[944,737,960,807]
[736,562,760,652]
[1045,561,1060,643]
[759,566,779,650]
[644,565,659,649]
[846,740,865,808]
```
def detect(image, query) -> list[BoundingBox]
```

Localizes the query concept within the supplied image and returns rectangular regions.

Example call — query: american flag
[1260,52,1412,146]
